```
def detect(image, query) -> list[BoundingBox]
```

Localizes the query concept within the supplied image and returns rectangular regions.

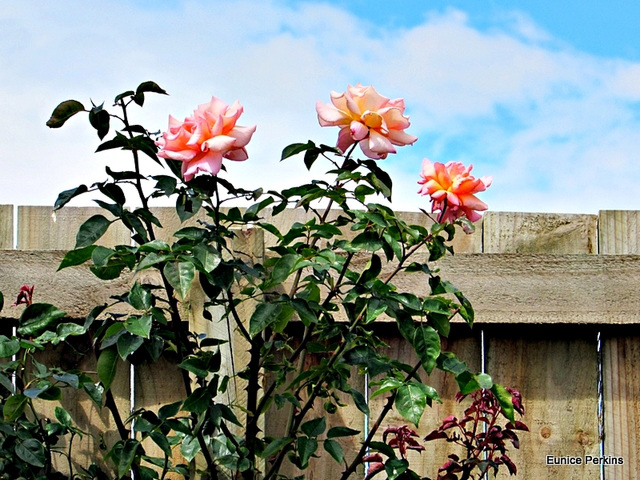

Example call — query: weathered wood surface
[599,210,640,480]
[0,205,12,249]
[5,252,640,326]
[3,206,640,479]
[483,211,599,480]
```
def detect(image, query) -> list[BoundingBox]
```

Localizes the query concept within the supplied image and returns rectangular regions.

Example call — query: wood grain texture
[599,210,640,479]
[18,206,131,250]
[367,327,481,480]
[0,205,13,249]
[483,211,597,254]
[485,325,600,480]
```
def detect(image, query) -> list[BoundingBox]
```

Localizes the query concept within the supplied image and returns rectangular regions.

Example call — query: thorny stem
[118,99,219,476]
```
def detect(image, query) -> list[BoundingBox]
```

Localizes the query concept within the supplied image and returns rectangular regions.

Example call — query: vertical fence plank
[483,211,598,254]
[484,212,600,480]
[599,210,640,479]
[368,327,481,479]
[0,205,13,249]
[15,207,132,476]
[18,206,131,250]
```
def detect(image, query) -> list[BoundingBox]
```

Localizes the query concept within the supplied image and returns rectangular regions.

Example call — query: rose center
[361,111,383,129]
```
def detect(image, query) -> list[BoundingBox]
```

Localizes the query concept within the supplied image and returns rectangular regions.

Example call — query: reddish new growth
[424,388,528,480]
[363,426,425,479]
[13,285,34,306]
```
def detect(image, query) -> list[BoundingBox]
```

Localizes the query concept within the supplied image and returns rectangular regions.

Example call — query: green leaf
[58,245,97,271]
[16,438,46,468]
[193,244,221,273]
[18,303,66,337]
[118,440,141,478]
[56,322,86,339]
[413,326,441,375]
[370,377,403,399]
[261,437,293,459]
[46,99,85,128]
[124,315,152,339]
[323,439,344,464]
[163,261,195,300]
[158,400,182,420]
[349,387,369,415]
[55,406,72,427]
[136,80,168,96]
[97,348,118,390]
[83,382,104,407]
[3,394,28,421]
[54,184,88,211]
[129,282,152,310]
[492,383,515,423]
[301,417,326,437]
[150,431,172,457]
[395,382,428,426]
[37,385,62,400]
[297,436,318,468]
[75,214,112,248]
[327,426,360,438]
[281,140,315,161]
[117,333,144,360]
[0,335,20,358]
[385,458,409,480]
[270,254,299,285]
[351,231,383,251]
[455,371,481,395]
[89,105,110,139]
[136,252,174,271]
[180,435,201,463]
[182,387,209,414]
[249,303,282,337]
[176,193,202,222]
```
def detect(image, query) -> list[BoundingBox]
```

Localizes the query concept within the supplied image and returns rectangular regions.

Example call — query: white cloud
[2,1,640,215]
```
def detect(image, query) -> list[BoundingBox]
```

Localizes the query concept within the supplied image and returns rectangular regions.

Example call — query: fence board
[0,205,12,249]
[486,325,600,479]
[483,211,597,254]
[11,208,132,478]
[483,212,599,480]
[368,327,481,479]
[18,206,131,250]
[599,210,640,479]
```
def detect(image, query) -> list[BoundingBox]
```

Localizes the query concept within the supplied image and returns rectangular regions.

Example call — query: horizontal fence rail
[0,205,638,480]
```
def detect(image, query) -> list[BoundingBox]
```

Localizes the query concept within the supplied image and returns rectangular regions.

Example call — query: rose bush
[0,81,525,480]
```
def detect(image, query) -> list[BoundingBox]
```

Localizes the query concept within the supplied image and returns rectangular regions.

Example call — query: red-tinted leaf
[500,454,517,475]
[424,430,448,442]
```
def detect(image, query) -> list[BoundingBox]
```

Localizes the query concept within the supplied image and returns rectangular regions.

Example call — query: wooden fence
[1,205,639,480]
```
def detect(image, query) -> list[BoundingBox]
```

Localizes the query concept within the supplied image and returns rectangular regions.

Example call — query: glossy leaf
[413,325,440,375]
[16,438,46,468]
[58,244,97,271]
[117,333,144,360]
[18,303,66,337]
[281,140,315,161]
[3,394,28,421]
[124,315,152,339]
[46,99,85,128]
[249,303,282,337]
[75,214,112,248]
[327,426,360,438]
[297,436,317,467]
[492,383,515,423]
[54,184,88,211]
[0,335,20,358]
[163,261,195,300]
[301,417,326,437]
[395,382,428,426]
[323,439,344,464]
[97,347,118,390]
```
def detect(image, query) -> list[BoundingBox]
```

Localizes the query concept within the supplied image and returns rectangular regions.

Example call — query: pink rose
[417,159,492,223]
[156,97,256,181]
[316,83,417,159]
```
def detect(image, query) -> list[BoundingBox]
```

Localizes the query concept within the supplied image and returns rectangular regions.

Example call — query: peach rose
[156,97,256,181]
[316,84,417,159]
[418,159,492,223]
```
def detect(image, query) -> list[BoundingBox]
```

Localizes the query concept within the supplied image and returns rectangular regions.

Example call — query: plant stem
[340,360,423,480]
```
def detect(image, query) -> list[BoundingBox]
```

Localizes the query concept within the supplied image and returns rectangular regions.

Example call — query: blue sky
[2,1,640,214]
